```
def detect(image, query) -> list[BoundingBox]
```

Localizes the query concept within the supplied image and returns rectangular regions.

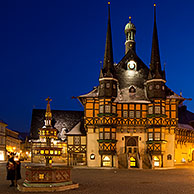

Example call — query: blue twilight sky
[1,0,194,132]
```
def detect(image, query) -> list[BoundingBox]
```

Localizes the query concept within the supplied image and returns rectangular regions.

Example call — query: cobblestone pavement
[1,163,194,194]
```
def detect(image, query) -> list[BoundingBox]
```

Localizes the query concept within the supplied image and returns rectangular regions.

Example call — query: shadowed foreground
[1,163,194,194]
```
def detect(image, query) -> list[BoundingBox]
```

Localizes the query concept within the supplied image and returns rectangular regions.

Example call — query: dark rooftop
[30,109,84,140]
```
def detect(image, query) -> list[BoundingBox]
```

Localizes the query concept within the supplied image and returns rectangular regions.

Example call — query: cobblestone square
[1,163,194,194]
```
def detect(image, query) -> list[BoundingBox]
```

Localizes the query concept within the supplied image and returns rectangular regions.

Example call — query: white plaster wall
[87,129,101,167]
[163,133,175,167]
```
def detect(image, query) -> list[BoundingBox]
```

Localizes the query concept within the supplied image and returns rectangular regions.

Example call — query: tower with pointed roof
[78,3,194,168]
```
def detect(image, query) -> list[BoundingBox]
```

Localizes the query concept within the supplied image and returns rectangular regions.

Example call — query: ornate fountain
[18,97,79,192]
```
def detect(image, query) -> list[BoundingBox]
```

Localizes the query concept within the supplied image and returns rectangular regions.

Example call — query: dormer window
[129,86,136,93]
[106,83,110,88]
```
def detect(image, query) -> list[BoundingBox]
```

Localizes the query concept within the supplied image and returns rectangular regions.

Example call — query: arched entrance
[126,137,138,168]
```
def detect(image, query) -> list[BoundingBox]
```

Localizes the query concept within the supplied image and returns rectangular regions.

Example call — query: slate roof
[66,121,85,136]
[178,105,194,131]
[30,109,84,140]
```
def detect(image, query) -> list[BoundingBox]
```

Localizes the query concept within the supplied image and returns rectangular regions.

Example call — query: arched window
[167,154,172,160]
[127,138,137,146]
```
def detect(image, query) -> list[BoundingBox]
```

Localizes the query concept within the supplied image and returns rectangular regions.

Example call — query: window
[113,84,116,89]
[154,156,160,167]
[99,105,104,113]
[105,133,110,139]
[74,136,80,145]
[112,133,116,139]
[148,133,153,141]
[162,107,165,114]
[112,106,116,113]
[123,111,128,118]
[148,106,153,114]
[156,85,160,89]
[167,154,172,160]
[106,83,110,88]
[155,106,160,114]
[105,105,111,113]
[99,133,103,139]
[154,133,161,140]
[136,111,140,118]
[101,83,104,88]
[129,111,134,118]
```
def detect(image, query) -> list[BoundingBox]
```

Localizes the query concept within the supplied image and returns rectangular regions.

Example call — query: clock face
[127,60,136,70]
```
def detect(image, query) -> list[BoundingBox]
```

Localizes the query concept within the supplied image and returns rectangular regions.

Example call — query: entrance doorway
[130,156,136,167]
[126,137,138,168]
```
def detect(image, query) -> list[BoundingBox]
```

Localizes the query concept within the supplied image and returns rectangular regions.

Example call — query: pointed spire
[102,2,114,77]
[150,4,162,79]
[45,97,52,126]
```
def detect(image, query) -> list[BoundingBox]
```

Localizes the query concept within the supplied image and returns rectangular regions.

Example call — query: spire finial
[102,0,114,78]
[46,96,52,104]
[45,97,52,125]
[129,16,132,23]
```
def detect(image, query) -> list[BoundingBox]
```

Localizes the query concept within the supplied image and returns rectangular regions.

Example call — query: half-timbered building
[77,4,194,168]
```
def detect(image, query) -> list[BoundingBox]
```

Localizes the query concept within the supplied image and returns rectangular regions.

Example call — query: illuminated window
[112,133,116,139]
[171,111,176,118]
[105,133,110,139]
[154,156,160,167]
[39,174,44,179]
[162,107,165,114]
[113,84,116,89]
[148,133,153,141]
[155,106,160,114]
[154,133,160,140]
[99,132,103,139]
[101,83,104,88]
[171,105,176,110]
[45,150,49,154]
[112,106,116,113]
[130,157,136,167]
[99,106,104,113]
[105,105,111,113]
[106,83,110,88]
[102,155,111,167]
[123,111,128,118]
[129,111,134,118]
[136,111,140,118]
[148,106,153,114]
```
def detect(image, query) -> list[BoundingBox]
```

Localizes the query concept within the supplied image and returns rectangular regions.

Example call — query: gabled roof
[115,48,149,73]
[79,87,98,98]
[30,109,84,139]
[66,121,85,136]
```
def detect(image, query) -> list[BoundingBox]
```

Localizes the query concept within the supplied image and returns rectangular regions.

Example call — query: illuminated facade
[0,120,7,161]
[0,119,21,161]
[77,4,194,168]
